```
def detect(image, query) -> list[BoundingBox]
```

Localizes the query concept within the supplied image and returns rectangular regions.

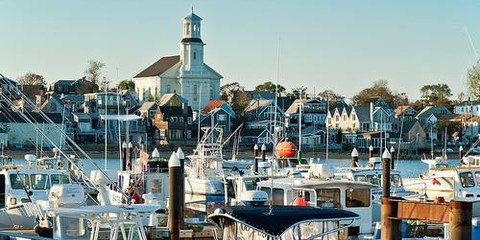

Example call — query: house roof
[353,106,370,121]
[158,106,192,117]
[455,100,480,107]
[202,100,226,114]
[134,55,180,78]
[202,100,235,117]
[244,99,273,112]
[416,106,452,120]
[158,93,189,106]
[72,112,91,120]
[246,91,275,100]
[138,101,158,112]
[394,105,415,116]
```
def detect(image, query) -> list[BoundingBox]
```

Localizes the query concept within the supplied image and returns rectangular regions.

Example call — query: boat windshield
[345,188,370,208]
[10,174,30,189]
[315,189,340,208]
[30,174,50,190]
[51,174,70,185]
[460,172,475,188]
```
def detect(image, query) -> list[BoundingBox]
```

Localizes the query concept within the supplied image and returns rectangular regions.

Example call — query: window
[30,174,50,190]
[391,174,402,187]
[476,172,480,186]
[10,174,29,189]
[217,114,226,121]
[193,52,197,60]
[460,172,475,188]
[179,117,184,122]
[51,174,70,185]
[193,85,198,101]
[316,189,340,208]
[345,188,370,207]
[260,187,284,205]
[187,117,192,124]
[171,117,178,122]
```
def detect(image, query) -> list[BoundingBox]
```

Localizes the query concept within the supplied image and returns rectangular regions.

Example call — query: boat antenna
[464,26,479,62]
[267,37,281,216]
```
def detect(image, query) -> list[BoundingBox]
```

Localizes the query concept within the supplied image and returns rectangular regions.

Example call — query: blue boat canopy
[208,205,359,237]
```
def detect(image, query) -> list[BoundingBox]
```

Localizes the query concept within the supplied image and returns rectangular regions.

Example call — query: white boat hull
[185,177,224,196]
[0,203,44,229]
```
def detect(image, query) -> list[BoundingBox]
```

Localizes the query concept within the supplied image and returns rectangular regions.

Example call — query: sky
[1,1,479,102]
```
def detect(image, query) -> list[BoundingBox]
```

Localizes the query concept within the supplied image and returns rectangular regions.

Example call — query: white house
[133,11,222,111]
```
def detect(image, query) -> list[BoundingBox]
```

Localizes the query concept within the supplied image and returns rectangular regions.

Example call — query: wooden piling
[381,197,401,240]
[261,144,266,161]
[449,201,472,240]
[390,146,395,170]
[168,152,181,240]
[253,144,259,173]
[176,148,185,229]
[122,142,127,171]
[382,148,391,197]
[351,148,359,167]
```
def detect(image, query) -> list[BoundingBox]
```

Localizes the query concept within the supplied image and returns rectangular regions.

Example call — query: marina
[2,2,480,240]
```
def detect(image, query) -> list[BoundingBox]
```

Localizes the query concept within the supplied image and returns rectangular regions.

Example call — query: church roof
[184,12,202,21]
[134,55,180,78]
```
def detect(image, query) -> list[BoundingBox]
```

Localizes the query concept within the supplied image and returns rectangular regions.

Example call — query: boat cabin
[0,155,70,208]
[254,178,375,236]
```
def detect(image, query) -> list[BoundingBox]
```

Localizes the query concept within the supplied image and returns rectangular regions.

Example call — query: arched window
[193,52,196,60]
[186,23,190,34]
[193,24,197,32]
[193,85,198,101]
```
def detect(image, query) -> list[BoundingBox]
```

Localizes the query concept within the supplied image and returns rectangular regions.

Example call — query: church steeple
[180,10,205,71]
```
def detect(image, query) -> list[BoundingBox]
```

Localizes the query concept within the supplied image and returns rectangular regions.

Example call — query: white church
[133,11,222,111]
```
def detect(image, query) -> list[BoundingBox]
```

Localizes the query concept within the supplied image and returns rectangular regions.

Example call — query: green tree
[118,80,135,90]
[419,83,452,106]
[255,81,286,96]
[17,72,46,86]
[467,61,480,99]
[288,86,308,99]
[84,60,105,92]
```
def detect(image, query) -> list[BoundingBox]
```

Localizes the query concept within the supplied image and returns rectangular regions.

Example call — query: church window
[193,52,196,60]
[193,24,197,32]
[186,23,190,34]
[193,85,198,101]
[167,84,171,93]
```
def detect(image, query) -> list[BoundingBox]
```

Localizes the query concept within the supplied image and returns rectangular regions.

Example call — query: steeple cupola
[182,12,203,43]
[180,10,205,71]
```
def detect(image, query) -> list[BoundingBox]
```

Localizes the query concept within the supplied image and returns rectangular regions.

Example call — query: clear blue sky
[1,1,479,101]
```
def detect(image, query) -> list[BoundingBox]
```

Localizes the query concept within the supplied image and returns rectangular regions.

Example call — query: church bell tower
[180,10,205,71]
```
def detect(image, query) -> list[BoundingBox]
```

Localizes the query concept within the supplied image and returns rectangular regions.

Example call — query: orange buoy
[276,141,298,158]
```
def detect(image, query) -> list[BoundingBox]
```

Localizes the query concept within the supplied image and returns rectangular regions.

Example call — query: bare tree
[84,60,105,92]
[467,62,480,99]
[17,72,46,86]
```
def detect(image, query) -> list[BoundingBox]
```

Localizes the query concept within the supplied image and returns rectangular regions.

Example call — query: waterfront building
[133,11,222,111]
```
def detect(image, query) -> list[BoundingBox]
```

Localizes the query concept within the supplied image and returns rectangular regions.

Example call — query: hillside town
[0,11,478,159]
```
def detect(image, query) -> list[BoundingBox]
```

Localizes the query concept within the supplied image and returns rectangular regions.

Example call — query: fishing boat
[184,127,226,197]
[0,153,76,229]
[403,155,480,201]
